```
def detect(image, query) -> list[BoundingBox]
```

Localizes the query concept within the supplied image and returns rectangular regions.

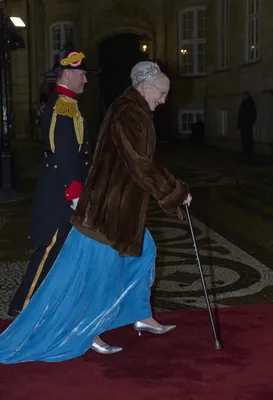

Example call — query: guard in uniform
[9,46,93,316]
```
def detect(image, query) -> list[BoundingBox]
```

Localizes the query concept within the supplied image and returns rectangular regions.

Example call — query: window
[179,111,204,135]
[49,21,75,66]
[218,110,228,136]
[246,0,260,62]
[218,0,229,69]
[179,7,206,75]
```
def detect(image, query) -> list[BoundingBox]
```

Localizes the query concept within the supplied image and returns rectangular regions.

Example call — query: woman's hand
[183,193,192,206]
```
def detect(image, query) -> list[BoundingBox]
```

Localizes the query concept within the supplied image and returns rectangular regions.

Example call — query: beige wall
[164,0,208,137]
[7,0,273,153]
[165,0,273,154]
[206,0,273,154]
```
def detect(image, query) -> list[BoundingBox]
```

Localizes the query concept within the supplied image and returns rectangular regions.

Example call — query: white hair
[130,61,167,88]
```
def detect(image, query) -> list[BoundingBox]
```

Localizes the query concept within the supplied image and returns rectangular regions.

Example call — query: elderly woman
[0,61,191,363]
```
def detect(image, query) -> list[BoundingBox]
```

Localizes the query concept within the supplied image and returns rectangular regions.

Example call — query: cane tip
[215,340,222,350]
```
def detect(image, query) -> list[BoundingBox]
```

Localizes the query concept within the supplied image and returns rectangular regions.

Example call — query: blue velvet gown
[0,228,156,364]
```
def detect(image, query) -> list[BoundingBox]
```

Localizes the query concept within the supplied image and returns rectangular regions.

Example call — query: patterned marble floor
[0,140,273,319]
[147,202,273,311]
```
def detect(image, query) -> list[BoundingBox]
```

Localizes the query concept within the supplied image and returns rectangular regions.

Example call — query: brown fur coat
[71,87,189,256]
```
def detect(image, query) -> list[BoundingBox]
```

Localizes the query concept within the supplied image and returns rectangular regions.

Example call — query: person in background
[237,91,257,163]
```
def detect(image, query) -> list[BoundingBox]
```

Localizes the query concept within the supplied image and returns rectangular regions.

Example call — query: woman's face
[142,77,170,111]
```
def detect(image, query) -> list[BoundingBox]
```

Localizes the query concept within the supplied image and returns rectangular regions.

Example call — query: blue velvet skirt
[0,228,156,363]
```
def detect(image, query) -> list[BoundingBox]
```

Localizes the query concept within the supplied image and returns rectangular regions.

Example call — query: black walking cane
[184,204,222,350]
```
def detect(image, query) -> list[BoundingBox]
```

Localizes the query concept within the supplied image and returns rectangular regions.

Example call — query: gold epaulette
[54,95,78,117]
[49,95,84,153]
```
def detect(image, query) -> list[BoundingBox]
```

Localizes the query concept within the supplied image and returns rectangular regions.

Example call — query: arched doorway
[99,33,149,118]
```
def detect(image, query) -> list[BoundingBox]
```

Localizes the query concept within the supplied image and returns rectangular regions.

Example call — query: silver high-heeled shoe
[91,341,123,354]
[133,321,176,336]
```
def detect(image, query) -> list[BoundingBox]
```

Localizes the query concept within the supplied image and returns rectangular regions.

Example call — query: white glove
[70,197,79,210]
[183,193,192,206]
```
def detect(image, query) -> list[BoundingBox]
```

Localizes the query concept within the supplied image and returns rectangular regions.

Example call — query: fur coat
[71,87,189,256]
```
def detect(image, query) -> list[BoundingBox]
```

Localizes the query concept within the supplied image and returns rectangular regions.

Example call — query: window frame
[246,0,260,63]
[218,0,229,70]
[178,6,207,76]
[49,21,75,67]
[178,110,204,135]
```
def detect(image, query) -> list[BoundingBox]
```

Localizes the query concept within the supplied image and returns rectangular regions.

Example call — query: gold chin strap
[60,52,85,66]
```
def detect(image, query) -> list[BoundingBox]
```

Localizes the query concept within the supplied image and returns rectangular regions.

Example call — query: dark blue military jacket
[29,88,91,246]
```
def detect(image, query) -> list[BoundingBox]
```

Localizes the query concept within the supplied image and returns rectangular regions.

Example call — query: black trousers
[240,128,253,160]
[9,229,70,316]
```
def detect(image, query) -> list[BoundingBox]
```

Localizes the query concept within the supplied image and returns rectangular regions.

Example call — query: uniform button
[46,163,49,167]
[64,184,67,188]
[85,151,88,155]
[85,162,88,166]
[54,165,58,169]
[28,236,30,239]
[86,141,88,144]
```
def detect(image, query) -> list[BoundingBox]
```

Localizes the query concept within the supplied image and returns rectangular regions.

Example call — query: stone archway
[82,26,155,146]
[81,5,156,140]
[99,32,153,120]
[93,26,155,61]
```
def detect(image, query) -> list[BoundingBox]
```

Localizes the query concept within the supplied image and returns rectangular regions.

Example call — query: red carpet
[1,304,273,400]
